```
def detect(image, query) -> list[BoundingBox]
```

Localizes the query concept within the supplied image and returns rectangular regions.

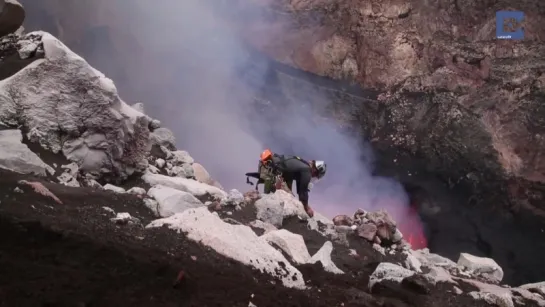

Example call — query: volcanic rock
[309,241,344,274]
[142,172,227,201]
[0,0,25,38]
[458,253,504,284]
[147,184,203,217]
[261,229,312,265]
[0,32,151,181]
[146,207,306,289]
[369,262,415,291]
[103,184,126,194]
[0,129,53,176]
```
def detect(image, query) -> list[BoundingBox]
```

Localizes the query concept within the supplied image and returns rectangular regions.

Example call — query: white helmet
[314,160,327,179]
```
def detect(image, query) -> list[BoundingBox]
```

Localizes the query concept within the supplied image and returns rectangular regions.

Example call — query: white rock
[261,229,312,265]
[403,250,422,273]
[57,162,80,187]
[143,198,159,216]
[85,178,102,188]
[148,164,160,174]
[168,164,194,178]
[192,162,212,183]
[150,127,176,150]
[0,129,54,176]
[426,266,457,285]
[255,193,285,228]
[412,248,457,269]
[147,185,203,217]
[0,32,150,180]
[469,291,514,307]
[372,243,385,255]
[274,190,309,219]
[457,253,504,283]
[458,279,514,307]
[131,102,145,113]
[310,241,344,274]
[149,119,161,130]
[519,281,545,296]
[142,172,227,200]
[57,172,80,187]
[17,40,39,59]
[221,189,245,207]
[171,150,194,164]
[111,212,139,225]
[249,220,278,234]
[102,206,115,215]
[146,207,305,289]
[156,158,165,168]
[127,187,147,196]
[369,262,415,291]
[103,184,126,193]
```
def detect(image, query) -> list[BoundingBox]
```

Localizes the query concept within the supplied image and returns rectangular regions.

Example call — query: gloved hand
[305,206,314,218]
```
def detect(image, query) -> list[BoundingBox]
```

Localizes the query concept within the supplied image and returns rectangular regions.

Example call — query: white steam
[25,0,412,220]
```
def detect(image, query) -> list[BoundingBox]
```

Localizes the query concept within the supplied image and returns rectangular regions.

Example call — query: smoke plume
[23,0,421,230]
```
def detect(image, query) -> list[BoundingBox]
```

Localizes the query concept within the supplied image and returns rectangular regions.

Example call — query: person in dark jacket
[258,149,327,218]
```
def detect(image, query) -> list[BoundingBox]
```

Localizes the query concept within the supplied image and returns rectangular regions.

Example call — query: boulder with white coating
[261,229,312,265]
[149,127,175,151]
[457,253,504,283]
[147,185,203,217]
[368,262,415,291]
[274,190,309,219]
[167,164,194,178]
[127,187,146,196]
[0,32,151,181]
[310,241,344,274]
[145,207,306,289]
[142,172,227,201]
[249,220,278,234]
[254,193,285,228]
[221,189,244,207]
[57,162,79,187]
[103,184,126,194]
[0,129,54,176]
[192,162,212,183]
[171,150,194,165]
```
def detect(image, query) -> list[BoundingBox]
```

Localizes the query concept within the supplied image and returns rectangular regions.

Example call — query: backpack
[260,149,310,174]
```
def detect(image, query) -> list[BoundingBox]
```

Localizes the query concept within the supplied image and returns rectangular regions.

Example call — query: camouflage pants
[258,163,291,194]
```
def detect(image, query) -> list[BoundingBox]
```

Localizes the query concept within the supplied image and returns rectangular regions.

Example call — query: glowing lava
[397,203,428,249]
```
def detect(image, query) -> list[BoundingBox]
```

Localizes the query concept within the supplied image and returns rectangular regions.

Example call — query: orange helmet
[260,149,273,162]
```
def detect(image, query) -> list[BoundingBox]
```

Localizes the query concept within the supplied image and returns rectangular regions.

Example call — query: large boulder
[261,229,312,265]
[0,129,53,176]
[310,241,344,274]
[368,262,415,291]
[457,253,504,284]
[147,184,203,217]
[142,172,227,201]
[149,127,175,151]
[0,0,25,38]
[255,193,285,228]
[0,32,151,181]
[146,207,306,289]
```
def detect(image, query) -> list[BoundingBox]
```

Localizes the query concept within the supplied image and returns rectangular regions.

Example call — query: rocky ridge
[1,8,545,306]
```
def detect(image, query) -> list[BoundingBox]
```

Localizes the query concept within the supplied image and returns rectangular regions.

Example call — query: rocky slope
[2,4,545,306]
[13,0,545,287]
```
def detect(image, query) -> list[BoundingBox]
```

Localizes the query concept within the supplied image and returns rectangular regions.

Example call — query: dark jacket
[271,155,312,207]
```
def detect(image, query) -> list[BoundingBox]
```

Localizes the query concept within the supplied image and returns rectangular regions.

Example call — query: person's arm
[296,170,311,208]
